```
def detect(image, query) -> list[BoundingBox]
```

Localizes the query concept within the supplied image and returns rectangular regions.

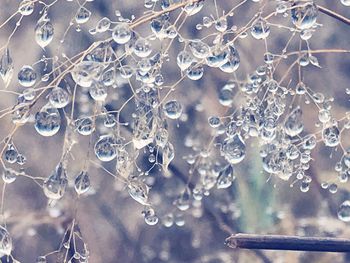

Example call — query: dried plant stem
[317,5,350,27]
[225,233,350,253]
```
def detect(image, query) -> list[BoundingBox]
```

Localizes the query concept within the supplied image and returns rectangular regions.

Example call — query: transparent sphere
[18,65,37,87]
[94,135,118,162]
[112,23,131,44]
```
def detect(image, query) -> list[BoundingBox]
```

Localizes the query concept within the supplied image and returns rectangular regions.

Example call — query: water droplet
[216,164,235,189]
[75,117,94,135]
[43,163,68,200]
[176,50,194,71]
[18,65,37,87]
[322,125,340,147]
[18,0,34,16]
[75,7,91,24]
[127,180,149,205]
[284,107,304,137]
[49,86,70,108]
[35,15,54,48]
[338,200,350,222]
[0,226,12,256]
[133,38,152,58]
[96,17,111,32]
[2,168,17,184]
[163,100,182,119]
[291,1,318,30]
[221,134,246,164]
[189,40,210,59]
[0,48,14,87]
[34,104,61,136]
[94,135,118,162]
[74,171,90,195]
[251,18,270,40]
[112,23,131,44]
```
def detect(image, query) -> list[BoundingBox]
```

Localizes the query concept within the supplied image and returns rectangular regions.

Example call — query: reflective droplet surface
[74,171,90,195]
[251,18,270,40]
[338,200,350,222]
[94,135,118,162]
[49,87,70,108]
[34,104,61,136]
[0,226,12,256]
[322,125,340,147]
[43,163,68,200]
[75,117,94,135]
[291,1,318,30]
[216,164,235,189]
[284,107,304,137]
[18,65,37,87]
[221,134,246,164]
[127,180,149,205]
[35,15,54,48]
[0,48,14,87]
[163,100,182,119]
[19,0,34,16]
[112,23,131,44]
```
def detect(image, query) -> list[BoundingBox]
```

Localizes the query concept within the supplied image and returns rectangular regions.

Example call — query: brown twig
[317,5,350,27]
[225,233,350,253]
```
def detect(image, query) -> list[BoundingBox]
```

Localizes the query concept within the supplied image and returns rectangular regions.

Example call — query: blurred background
[0,0,349,262]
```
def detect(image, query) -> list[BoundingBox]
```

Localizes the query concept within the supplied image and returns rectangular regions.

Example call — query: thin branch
[225,233,350,253]
[317,5,350,27]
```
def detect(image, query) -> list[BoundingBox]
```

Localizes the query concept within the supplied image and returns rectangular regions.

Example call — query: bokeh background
[0,0,349,262]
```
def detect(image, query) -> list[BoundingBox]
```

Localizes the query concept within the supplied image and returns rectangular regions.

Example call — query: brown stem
[317,5,350,27]
[226,233,350,252]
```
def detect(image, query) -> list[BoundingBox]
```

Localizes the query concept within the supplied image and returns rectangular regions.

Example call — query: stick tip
[225,235,238,249]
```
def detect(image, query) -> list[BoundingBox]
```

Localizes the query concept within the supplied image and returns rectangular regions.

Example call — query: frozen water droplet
[75,6,91,24]
[75,117,94,135]
[291,1,318,30]
[35,15,54,48]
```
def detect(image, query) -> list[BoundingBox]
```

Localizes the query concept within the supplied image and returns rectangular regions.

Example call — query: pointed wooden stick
[225,234,350,253]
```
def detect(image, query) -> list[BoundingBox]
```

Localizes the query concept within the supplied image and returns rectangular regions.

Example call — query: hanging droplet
[35,14,54,48]
[94,135,118,162]
[341,0,350,6]
[338,200,350,222]
[284,107,304,137]
[291,1,318,30]
[0,48,14,87]
[322,125,340,147]
[133,38,152,58]
[43,162,68,200]
[18,0,34,16]
[48,86,70,108]
[186,65,204,80]
[142,206,159,225]
[219,46,240,73]
[155,128,168,148]
[96,17,111,32]
[2,168,17,184]
[71,61,103,88]
[251,18,270,40]
[221,134,246,164]
[163,100,182,119]
[162,142,174,173]
[34,104,61,136]
[175,187,191,211]
[189,40,210,59]
[183,0,204,16]
[112,23,131,44]
[74,171,90,195]
[127,180,149,205]
[3,145,17,164]
[89,83,107,101]
[176,50,194,71]
[18,65,37,87]
[75,117,94,135]
[0,226,12,256]
[216,164,235,189]
[36,256,47,263]
[75,6,91,24]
